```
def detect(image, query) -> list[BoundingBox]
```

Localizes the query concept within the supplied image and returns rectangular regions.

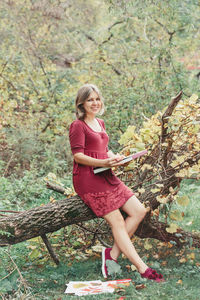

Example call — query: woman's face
[83,91,102,117]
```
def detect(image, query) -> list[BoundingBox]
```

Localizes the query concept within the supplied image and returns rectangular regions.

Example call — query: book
[94,149,147,174]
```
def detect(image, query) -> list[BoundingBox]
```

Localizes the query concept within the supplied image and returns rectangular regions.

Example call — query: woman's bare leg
[109,195,147,261]
[103,206,148,274]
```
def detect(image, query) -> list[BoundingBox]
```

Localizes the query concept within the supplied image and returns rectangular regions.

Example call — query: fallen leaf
[144,239,152,250]
[176,195,190,207]
[187,253,195,260]
[166,223,179,233]
[125,264,131,270]
[179,257,187,263]
[91,245,103,252]
[106,260,122,276]
[131,265,137,272]
[136,284,146,290]
[176,280,183,285]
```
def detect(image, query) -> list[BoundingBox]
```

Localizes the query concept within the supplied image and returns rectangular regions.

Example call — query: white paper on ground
[65,279,132,296]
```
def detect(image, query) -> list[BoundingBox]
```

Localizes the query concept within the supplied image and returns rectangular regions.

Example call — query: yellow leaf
[138,188,145,194]
[50,196,56,203]
[179,257,187,263]
[176,280,183,285]
[170,210,183,221]
[135,142,146,150]
[131,264,137,271]
[156,195,168,204]
[187,253,195,260]
[156,183,164,188]
[189,94,198,103]
[151,188,160,193]
[91,245,103,252]
[166,223,179,233]
[141,164,152,171]
[47,172,57,180]
[169,187,175,193]
[144,240,152,250]
[176,195,190,206]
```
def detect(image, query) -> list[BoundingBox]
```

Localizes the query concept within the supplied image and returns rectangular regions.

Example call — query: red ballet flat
[141,268,164,282]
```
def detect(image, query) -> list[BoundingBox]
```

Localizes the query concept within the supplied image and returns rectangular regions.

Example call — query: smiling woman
[69,84,164,282]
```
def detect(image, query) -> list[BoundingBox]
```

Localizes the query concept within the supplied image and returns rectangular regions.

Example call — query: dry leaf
[136,284,146,290]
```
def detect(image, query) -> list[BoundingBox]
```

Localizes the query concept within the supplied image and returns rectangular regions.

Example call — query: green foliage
[0,0,200,173]
[0,170,71,210]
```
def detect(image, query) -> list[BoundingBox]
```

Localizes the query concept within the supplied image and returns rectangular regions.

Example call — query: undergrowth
[0,179,200,299]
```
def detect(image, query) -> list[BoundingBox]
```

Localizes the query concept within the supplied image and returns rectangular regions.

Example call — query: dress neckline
[83,118,103,133]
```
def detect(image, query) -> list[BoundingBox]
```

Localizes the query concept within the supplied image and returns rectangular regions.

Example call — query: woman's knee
[137,206,147,221]
[104,211,125,230]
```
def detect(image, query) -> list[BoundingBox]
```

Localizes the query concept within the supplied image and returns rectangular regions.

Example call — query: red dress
[69,118,134,217]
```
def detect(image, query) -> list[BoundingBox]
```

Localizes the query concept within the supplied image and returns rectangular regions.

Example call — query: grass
[1,238,200,300]
[0,179,200,299]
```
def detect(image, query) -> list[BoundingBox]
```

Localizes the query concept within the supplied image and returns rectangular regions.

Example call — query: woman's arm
[74,152,124,168]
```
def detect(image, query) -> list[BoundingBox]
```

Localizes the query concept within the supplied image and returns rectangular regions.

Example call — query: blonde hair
[75,84,104,120]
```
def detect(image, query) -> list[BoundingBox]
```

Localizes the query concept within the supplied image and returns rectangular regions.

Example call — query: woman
[69,84,164,282]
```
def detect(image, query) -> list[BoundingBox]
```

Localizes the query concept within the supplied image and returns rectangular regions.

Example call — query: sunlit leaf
[170,210,183,221]
[144,239,152,250]
[176,195,190,207]
[166,223,179,233]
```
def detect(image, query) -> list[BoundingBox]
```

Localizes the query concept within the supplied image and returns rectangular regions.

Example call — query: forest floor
[0,180,200,300]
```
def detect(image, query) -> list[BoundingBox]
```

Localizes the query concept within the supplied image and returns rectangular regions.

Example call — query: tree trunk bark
[0,195,199,248]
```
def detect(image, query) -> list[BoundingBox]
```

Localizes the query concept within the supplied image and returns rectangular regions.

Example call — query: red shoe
[141,268,164,283]
[101,247,118,278]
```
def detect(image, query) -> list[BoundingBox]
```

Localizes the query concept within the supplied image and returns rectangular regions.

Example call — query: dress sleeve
[69,121,85,155]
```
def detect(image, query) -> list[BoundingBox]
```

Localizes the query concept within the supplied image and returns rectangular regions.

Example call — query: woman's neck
[84,115,96,123]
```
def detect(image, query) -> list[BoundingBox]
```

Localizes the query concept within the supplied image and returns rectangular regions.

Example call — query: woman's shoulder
[70,119,84,127]
[69,119,85,131]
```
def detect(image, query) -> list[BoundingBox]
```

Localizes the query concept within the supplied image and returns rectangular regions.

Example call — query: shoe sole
[101,247,107,278]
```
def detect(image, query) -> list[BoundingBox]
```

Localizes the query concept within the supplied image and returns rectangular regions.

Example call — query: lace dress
[69,118,134,217]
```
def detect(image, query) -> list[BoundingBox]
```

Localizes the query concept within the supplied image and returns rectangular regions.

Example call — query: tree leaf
[106,260,122,276]
[166,223,179,233]
[176,195,190,206]
[170,210,183,221]
[144,239,152,250]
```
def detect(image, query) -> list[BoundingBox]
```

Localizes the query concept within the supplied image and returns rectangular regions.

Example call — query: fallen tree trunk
[0,194,199,248]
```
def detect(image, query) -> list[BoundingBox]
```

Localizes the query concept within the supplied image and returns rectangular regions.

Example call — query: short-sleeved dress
[69,118,134,217]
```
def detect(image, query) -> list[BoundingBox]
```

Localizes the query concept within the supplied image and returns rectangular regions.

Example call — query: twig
[41,234,60,265]
[3,151,15,177]
[0,210,21,213]
[0,266,17,281]
[46,180,66,194]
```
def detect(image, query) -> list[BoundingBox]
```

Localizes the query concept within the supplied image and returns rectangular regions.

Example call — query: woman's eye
[87,98,100,102]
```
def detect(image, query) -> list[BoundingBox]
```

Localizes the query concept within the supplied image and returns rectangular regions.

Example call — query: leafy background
[0,0,200,299]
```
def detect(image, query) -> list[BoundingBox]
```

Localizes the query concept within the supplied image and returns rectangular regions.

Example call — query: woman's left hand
[111,154,126,166]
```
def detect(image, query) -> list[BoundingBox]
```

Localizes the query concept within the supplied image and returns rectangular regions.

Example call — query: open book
[94,149,147,174]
